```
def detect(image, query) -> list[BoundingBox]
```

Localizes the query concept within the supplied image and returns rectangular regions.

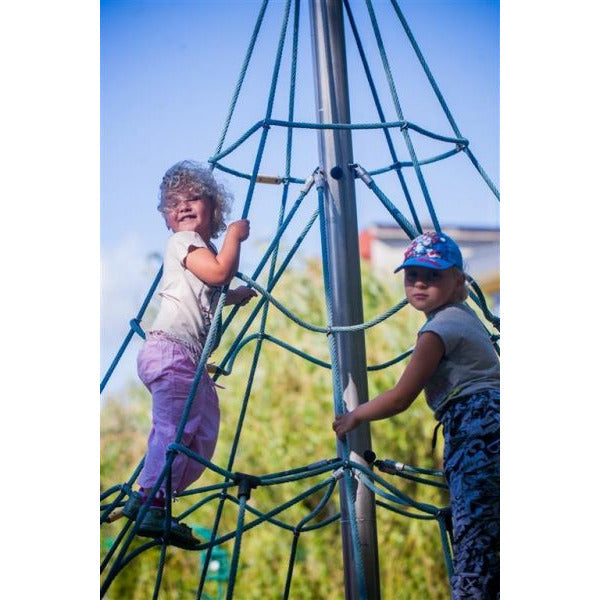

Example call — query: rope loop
[129,318,145,339]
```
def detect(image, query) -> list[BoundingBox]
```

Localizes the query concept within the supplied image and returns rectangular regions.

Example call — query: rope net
[100,1,499,597]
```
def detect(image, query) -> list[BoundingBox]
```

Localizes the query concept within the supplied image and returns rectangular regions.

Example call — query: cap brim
[393,257,455,273]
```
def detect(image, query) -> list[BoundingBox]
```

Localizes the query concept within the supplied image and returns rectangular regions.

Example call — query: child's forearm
[332,387,415,438]
[184,220,249,286]
[210,220,250,285]
[354,388,414,424]
[186,233,241,286]
[214,233,241,284]
[333,332,443,440]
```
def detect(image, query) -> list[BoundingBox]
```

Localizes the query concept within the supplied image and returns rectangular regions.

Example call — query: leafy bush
[101,258,452,599]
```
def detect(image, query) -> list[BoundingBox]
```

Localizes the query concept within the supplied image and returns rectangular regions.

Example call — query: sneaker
[167,520,200,550]
[136,507,165,536]
[122,491,143,520]
[137,507,200,550]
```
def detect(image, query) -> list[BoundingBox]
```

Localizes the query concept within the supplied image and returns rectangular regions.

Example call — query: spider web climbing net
[100,1,499,598]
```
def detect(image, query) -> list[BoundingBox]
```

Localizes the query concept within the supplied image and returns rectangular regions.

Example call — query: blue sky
[100,0,500,393]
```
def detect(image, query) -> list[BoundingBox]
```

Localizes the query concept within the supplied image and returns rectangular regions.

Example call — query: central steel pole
[308,2,380,598]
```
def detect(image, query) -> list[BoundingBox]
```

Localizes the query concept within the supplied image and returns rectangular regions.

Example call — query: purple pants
[137,333,220,496]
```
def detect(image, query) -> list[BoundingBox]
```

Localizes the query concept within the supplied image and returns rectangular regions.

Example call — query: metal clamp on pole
[300,170,318,195]
[350,162,373,186]
[313,168,326,190]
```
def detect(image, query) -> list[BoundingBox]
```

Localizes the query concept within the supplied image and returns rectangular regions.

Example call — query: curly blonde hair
[158,160,232,238]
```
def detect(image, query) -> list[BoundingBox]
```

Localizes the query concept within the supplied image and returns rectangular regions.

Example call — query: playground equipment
[100,1,499,598]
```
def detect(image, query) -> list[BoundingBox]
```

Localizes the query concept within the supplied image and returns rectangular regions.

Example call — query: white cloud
[101,234,161,395]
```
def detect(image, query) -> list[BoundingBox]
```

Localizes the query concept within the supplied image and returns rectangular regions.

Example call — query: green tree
[101,258,456,599]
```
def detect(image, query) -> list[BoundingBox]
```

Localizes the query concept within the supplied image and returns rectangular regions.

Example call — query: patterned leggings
[441,390,500,599]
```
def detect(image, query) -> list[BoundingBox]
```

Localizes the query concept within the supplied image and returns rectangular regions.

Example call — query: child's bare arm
[332,332,444,439]
[184,220,250,286]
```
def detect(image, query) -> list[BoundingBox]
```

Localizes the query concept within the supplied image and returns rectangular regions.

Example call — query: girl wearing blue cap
[333,231,500,599]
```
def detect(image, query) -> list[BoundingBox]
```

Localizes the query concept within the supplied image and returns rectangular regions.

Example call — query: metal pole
[308,2,380,598]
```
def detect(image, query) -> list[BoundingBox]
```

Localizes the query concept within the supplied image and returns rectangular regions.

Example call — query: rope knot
[129,318,145,339]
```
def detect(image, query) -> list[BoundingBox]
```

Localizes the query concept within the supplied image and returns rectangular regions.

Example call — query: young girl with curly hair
[123,160,257,548]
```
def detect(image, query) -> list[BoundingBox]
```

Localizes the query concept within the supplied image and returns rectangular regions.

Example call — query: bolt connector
[233,472,261,499]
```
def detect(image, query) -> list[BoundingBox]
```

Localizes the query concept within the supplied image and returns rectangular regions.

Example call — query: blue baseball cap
[394,231,463,272]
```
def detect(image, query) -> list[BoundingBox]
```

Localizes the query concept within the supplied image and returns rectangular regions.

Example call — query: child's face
[404,266,464,315]
[162,192,213,237]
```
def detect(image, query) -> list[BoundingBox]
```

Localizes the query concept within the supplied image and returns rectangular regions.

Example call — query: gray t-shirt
[149,231,221,353]
[419,302,499,418]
